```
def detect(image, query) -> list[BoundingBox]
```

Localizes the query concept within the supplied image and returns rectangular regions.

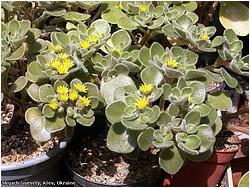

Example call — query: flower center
[139,5,148,12]
[166,58,178,69]
[54,44,63,53]
[81,41,90,49]
[135,97,149,110]
[200,33,209,40]
[139,84,153,94]
[49,101,59,110]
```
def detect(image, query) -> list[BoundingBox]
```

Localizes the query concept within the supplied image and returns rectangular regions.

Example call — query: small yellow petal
[74,83,87,93]
[54,44,63,52]
[57,53,68,60]
[49,101,59,110]
[58,93,68,102]
[88,34,100,44]
[135,97,149,110]
[200,33,209,40]
[139,84,153,94]
[139,5,148,12]
[56,85,68,94]
[115,3,122,9]
[69,90,78,101]
[56,65,69,74]
[80,41,90,49]
[78,96,91,107]
[166,58,178,69]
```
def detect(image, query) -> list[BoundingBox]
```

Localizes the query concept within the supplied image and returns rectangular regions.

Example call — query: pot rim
[1,135,71,172]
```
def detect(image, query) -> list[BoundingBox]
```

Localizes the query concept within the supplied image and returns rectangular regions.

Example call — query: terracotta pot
[163,132,241,187]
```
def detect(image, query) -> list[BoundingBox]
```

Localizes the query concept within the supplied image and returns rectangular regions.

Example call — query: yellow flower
[112,47,122,54]
[115,3,122,9]
[139,84,153,94]
[80,40,90,49]
[56,64,69,74]
[49,101,59,110]
[74,83,87,93]
[57,53,68,60]
[51,59,60,69]
[166,58,178,69]
[188,96,192,102]
[54,44,63,52]
[88,34,100,44]
[63,59,74,69]
[135,97,149,110]
[139,5,148,12]
[200,33,209,40]
[56,85,68,94]
[78,96,91,107]
[58,93,68,102]
[69,89,78,101]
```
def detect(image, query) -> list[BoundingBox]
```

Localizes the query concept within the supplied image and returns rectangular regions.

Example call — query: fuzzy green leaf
[137,127,154,151]
[11,76,28,93]
[207,92,232,111]
[159,144,185,175]
[141,65,163,86]
[107,123,138,154]
[39,84,55,103]
[105,101,126,124]
[45,116,66,133]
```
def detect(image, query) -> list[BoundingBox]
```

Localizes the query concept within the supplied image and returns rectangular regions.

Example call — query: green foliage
[2,1,248,176]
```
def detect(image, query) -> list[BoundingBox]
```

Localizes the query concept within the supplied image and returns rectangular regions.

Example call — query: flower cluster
[49,83,91,111]
[47,53,74,75]
[80,33,101,49]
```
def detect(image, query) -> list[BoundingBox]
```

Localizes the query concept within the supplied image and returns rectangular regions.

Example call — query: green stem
[159,96,165,111]
[139,29,153,46]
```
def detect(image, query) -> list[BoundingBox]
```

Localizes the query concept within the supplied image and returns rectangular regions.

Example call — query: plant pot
[163,131,241,187]
[1,128,74,187]
[65,133,161,187]
[65,160,152,187]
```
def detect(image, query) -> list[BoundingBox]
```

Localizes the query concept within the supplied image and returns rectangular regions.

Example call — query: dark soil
[214,131,240,152]
[1,128,64,164]
[66,133,160,186]
[1,100,14,132]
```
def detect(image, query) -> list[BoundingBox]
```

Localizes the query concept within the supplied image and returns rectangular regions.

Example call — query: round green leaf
[137,127,154,151]
[141,65,164,86]
[45,116,66,133]
[30,116,51,142]
[219,2,249,36]
[5,43,26,61]
[107,123,138,154]
[27,83,41,102]
[105,101,126,124]
[25,107,42,124]
[11,76,28,92]
[117,16,139,31]
[184,135,201,150]
[39,84,56,103]
[207,92,232,111]
[189,81,206,104]
[63,12,90,21]
[197,124,215,153]
[42,104,55,118]
[159,145,185,175]
[220,67,238,88]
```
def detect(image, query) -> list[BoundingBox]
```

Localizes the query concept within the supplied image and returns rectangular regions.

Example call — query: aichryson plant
[2,1,248,177]
[25,78,102,143]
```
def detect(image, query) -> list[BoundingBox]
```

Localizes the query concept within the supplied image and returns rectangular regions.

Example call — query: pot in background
[163,131,241,187]
[1,128,74,187]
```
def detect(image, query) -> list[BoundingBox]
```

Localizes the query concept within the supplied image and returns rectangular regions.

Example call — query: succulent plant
[25,78,102,142]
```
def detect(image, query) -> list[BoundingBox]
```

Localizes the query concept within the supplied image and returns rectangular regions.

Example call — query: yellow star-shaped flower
[135,96,149,110]
[49,101,59,110]
[74,83,87,93]
[166,58,178,69]
[200,33,209,40]
[80,41,90,49]
[54,44,63,53]
[139,84,153,94]
[69,89,78,101]
[56,85,68,94]
[139,5,148,12]
[78,96,91,108]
